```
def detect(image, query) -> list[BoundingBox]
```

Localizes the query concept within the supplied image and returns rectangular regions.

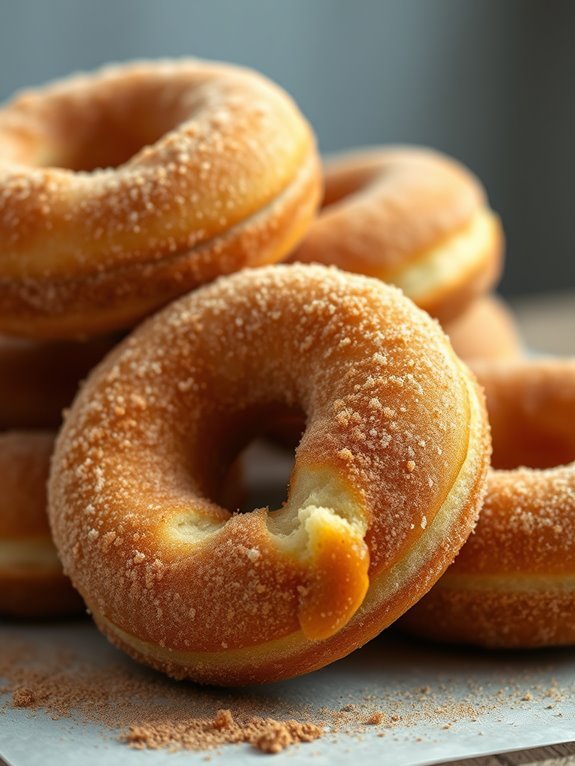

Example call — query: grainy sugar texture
[48,263,488,683]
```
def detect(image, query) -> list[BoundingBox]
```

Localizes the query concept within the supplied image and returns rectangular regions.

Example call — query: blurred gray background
[1,0,573,297]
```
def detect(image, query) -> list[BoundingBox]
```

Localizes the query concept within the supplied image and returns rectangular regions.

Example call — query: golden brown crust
[0,431,82,617]
[289,147,503,321]
[0,60,321,338]
[49,264,490,684]
[401,359,575,648]
[0,334,118,428]
[399,588,575,649]
[443,295,523,363]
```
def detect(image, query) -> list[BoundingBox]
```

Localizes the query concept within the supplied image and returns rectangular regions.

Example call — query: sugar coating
[458,359,575,575]
[288,147,502,322]
[293,146,486,274]
[48,263,487,680]
[402,359,575,648]
[0,60,320,336]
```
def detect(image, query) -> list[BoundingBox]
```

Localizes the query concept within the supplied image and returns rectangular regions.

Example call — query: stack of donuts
[0,59,571,686]
[0,334,116,616]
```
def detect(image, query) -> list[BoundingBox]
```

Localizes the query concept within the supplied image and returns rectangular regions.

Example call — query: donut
[401,359,575,648]
[0,431,82,617]
[0,334,117,429]
[290,147,503,322]
[0,59,321,339]
[443,295,523,363]
[49,264,490,684]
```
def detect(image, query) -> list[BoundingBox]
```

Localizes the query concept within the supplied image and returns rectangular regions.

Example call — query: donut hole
[489,391,575,471]
[22,78,201,172]
[222,439,296,514]
[217,408,304,514]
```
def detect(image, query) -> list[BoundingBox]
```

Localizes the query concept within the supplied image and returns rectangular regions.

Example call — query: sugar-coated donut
[443,295,523,363]
[0,60,321,339]
[401,359,575,648]
[0,334,117,428]
[49,264,490,684]
[0,431,82,617]
[290,147,503,322]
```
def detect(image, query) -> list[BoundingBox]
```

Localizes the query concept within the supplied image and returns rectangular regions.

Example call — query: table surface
[436,742,575,766]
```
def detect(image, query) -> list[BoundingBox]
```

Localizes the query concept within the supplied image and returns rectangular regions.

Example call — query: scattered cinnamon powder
[1,628,573,755]
[12,687,36,707]
[122,710,322,753]
[0,635,323,754]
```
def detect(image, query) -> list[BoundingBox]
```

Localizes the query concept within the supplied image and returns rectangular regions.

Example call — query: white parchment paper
[2,621,575,766]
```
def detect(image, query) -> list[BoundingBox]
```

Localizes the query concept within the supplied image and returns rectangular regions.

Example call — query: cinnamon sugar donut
[49,264,490,684]
[0,60,321,339]
[401,359,575,648]
[0,334,117,428]
[0,431,82,617]
[290,147,502,322]
[444,295,522,363]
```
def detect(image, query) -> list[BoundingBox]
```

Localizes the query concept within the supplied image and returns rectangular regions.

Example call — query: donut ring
[0,334,117,428]
[0,431,82,617]
[290,147,503,322]
[0,60,321,339]
[401,359,575,648]
[49,264,490,684]
[443,295,523,364]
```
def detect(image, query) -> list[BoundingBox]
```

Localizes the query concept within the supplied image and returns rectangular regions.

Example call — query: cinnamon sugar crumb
[12,687,36,707]
[337,447,354,462]
[253,721,323,754]
[213,708,234,729]
[122,712,323,753]
[364,711,384,725]
[254,726,292,754]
